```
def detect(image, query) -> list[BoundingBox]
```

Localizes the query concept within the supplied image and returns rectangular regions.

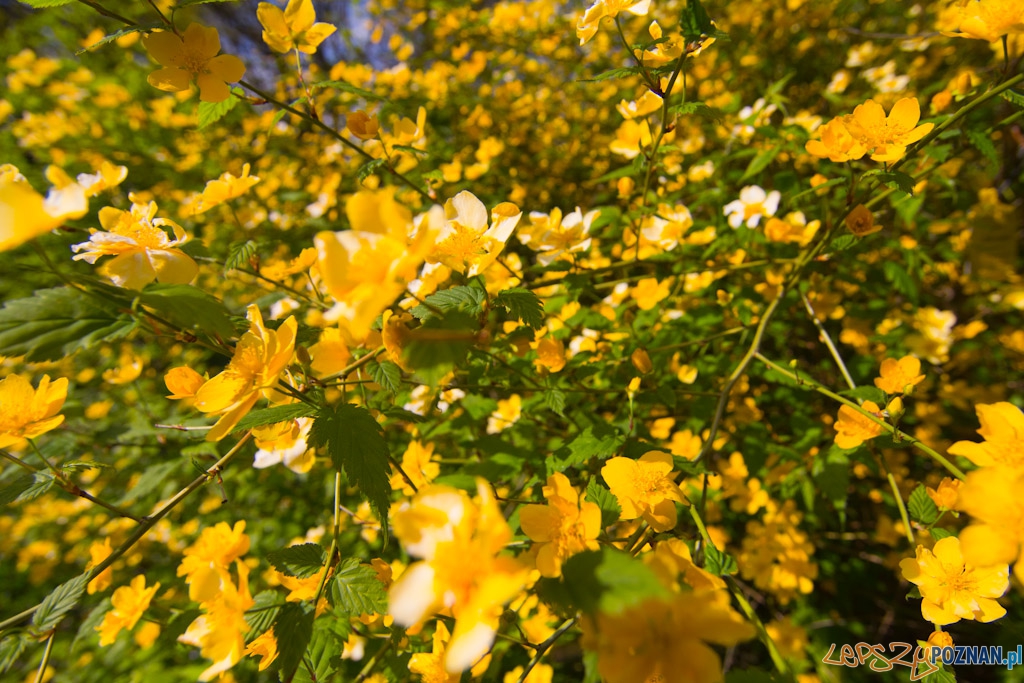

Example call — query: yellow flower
[178,560,254,682]
[601,451,687,532]
[645,538,725,592]
[487,394,522,434]
[845,204,880,237]
[763,211,819,246]
[519,473,601,577]
[926,477,961,511]
[577,0,652,45]
[178,521,251,602]
[193,305,297,442]
[96,575,160,646]
[190,164,260,215]
[389,482,530,673]
[804,118,866,162]
[1,162,126,252]
[581,589,755,683]
[534,337,567,373]
[347,110,380,140]
[71,196,199,290]
[843,97,933,163]
[833,400,886,449]
[874,355,925,395]
[958,466,1024,581]
[631,277,671,311]
[899,536,1008,625]
[429,191,522,276]
[409,620,461,683]
[315,190,438,340]
[143,23,246,103]
[948,402,1024,468]
[252,418,314,473]
[946,0,1024,42]
[257,0,337,54]
[102,350,143,385]
[86,538,113,594]
[0,374,69,449]
[390,440,440,496]
[244,628,279,671]
[164,366,206,400]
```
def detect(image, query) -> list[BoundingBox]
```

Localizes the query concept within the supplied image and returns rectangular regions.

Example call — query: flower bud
[631,348,653,374]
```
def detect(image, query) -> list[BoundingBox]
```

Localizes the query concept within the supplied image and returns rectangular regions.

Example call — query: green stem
[801,292,856,390]
[725,576,793,681]
[515,617,578,683]
[33,630,56,683]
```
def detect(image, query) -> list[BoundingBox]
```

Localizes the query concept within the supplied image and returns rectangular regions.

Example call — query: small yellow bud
[886,396,905,421]
[631,348,653,374]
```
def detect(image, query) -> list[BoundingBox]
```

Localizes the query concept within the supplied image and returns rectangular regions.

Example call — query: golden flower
[833,400,885,449]
[534,337,567,373]
[347,110,380,140]
[601,451,687,532]
[0,374,69,449]
[86,538,114,594]
[96,575,161,646]
[948,402,1024,468]
[927,478,962,510]
[178,521,251,602]
[389,440,439,496]
[164,366,206,400]
[71,196,199,290]
[958,466,1024,581]
[409,620,461,683]
[429,191,522,276]
[945,0,1024,42]
[845,204,880,237]
[193,305,297,442]
[143,23,245,103]
[244,628,279,671]
[190,164,260,215]
[519,473,601,577]
[842,97,933,163]
[900,536,1008,625]
[874,355,925,395]
[257,0,337,54]
[804,117,866,162]
[577,0,652,45]
[252,418,314,473]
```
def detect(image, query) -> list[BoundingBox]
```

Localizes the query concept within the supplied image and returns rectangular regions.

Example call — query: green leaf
[330,558,388,618]
[197,89,242,129]
[357,158,388,181]
[270,97,308,128]
[403,311,477,373]
[555,425,625,471]
[668,101,723,123]
[33,574,89,632]
[557,548,669,616]
[882,261,918,301]
[0,472,54,506]
[224,240,259,273]
[245,590,282,636]
[308,404,391,541]
[739,146,781,182]
[827,234,858,253]
[585,480,621,528]
[231,403,319,434]
[17,0,72,6]
[703,543,738,576]
[493,288,545,329]
[866,170,915,195]
[679,0,715,41]
[543,389,566,416]
[76,24,163,55]
[292,620,344,683]
[311,80,387,101]
[841,386,887,405]
[1001,89,1024,109]
[967,129,999,166]
[812,447,849,517]
[410,286,486,320]
[137,284,234,339]
[370,360,402,395]
[908,485,939,525]
[0,287,134,362]
[579,66,643,82]
[266,543,327,579]
[930,527,954,541]
[271,603,314,681]
[0,634,28,675]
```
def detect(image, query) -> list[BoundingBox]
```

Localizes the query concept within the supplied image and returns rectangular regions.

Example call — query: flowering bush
[1,0,1024,682]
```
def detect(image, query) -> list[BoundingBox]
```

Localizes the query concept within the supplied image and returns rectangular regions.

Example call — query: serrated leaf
[883,261,918,300]
[370,360,402,395]
[197,89,241,129]
[585,480,620,528]
[245,590,282,636]
[908,485,939,525]
[119,461,183,504]
[71,599,110,653]
[308,404,391,540]
[0,287,134,362]
[224,240,259,273]
[358,158,388,181]
[668,101,723,123]
[137,284,234,339]
[0,634,28,675]
[579,66,642,83]
[703,543,738,576]
[1001,89,1024,109]
[0,473,44,506]
[544,389,566,416]
[967,129,999,166]
[841,386,887,405]
[679,0,715,41]
[9,472,54,505]
[410,286,486,320]
[266,543,327,579]
[867,170,915,195]
[292,620,344,683]
[76,24,162,55]
[311,79,386,101]
[559,548,669,616]
[556,425,624,470]
[930,527,954,541]
[493,288,544,329]
[231,403,319,434]
[271,602,314,681]
[33,574,88,632]
[330,558,388,618]
[827,234,857,253]
[739,146,781,182]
